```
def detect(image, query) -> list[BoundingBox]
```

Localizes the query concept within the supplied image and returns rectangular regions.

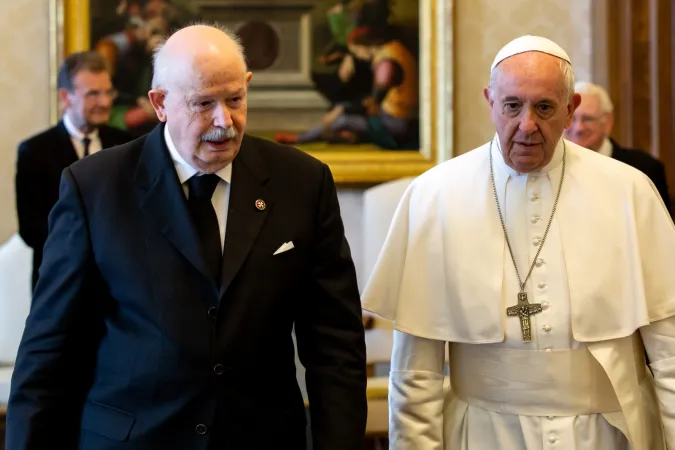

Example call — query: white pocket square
[273,241,295,255]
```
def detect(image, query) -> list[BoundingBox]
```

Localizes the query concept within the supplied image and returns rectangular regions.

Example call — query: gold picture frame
[54,0,454,184]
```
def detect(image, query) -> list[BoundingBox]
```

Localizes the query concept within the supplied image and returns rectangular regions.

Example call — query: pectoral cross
[506,291,542,343]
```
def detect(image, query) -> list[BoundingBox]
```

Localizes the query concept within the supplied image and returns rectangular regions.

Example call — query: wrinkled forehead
[493,53,566,99]
[168,54,248,95]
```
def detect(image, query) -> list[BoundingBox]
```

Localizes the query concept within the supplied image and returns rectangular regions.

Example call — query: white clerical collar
[597,138,613,158]
[163,124,232,184]
[63,113,99,141]
[490,133,565,177]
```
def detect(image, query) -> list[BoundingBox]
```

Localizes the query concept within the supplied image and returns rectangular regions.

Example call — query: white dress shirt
[164,125,231,249]
[63,113,102,159]
[597,137,613,157]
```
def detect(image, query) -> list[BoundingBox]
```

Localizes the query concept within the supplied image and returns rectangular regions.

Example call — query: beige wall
[454,0,593,155]
[0,0,51,243]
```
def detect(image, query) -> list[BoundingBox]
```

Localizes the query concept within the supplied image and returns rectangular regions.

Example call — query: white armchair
[361,177,413,336]
[0,233,32,408]
[0,233,31,365]
[361,177,413,288]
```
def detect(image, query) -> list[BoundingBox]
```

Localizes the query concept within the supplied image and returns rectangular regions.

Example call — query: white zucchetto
[491,35,571,72]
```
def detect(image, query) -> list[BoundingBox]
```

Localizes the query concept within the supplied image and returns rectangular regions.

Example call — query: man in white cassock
[362,35,675,450]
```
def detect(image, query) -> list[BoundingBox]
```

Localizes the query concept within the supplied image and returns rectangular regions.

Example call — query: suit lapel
[56,121,79,165]
[609,139,627,163]
[219,136,273,297]
[134,124,218,292]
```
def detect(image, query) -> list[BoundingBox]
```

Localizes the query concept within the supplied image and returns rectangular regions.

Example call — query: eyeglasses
[570,114,605,125]
[83,88,119,100]
[69,88,119,101]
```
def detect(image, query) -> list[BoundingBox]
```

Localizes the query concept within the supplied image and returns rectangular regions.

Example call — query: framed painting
[53,0,453,184]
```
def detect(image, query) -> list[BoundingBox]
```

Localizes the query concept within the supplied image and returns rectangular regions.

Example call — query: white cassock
[362,136,675,450]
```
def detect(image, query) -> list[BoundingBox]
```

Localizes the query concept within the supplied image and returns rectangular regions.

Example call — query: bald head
[151,24,247,91]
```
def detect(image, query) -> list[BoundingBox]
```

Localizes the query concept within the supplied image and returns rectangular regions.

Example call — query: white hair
[489,57,576,101]
[573,81,614,114]
[151,22,247,91]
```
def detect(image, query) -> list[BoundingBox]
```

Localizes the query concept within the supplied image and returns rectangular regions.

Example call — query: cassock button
[533,238,541,246]
[530,194,540,201]
[547,416,555,420]
[548,435,558,443]
[207,307,217,319]
[545,348,553,352]
[195,424,208,435]
[535,258,545,267]
[531,216,541,224]
[541,302,549,310]
[538,282,547,289]
[543,325,552,332]
[255,199,266,211]
[214,364,226,375]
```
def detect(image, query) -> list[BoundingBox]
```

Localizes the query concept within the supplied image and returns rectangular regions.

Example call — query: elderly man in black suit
[15,51,130,290]
[564,81,671,211]
[7,24,367,450]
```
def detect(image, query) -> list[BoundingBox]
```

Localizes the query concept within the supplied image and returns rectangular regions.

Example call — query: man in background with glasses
[15,51,131,291]
[564,81,670,212]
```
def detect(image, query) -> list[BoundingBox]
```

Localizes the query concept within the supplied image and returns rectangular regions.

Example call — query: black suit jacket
[15,121,130,289]
[7,124,367,450]
[610,138,671,212]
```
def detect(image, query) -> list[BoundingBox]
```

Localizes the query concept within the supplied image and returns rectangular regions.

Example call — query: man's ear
[483,87,493,108]
[565,93,582,128]
[148,89,168,122]
[246,72,253,85]
[58,88,72,112]
[571,92,582,111]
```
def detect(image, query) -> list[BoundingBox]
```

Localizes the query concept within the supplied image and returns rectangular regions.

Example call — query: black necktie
[187,174,222,282]
[82,137,91,157]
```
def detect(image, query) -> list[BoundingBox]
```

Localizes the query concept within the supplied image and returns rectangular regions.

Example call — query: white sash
[450,343,623,416]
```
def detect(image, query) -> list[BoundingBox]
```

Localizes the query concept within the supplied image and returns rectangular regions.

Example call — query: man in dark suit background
[15,51,130,290]
[7,23,367,450]
[564,81,671,212]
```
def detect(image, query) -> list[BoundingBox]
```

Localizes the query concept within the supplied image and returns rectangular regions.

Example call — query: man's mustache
[201,127,238,142]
